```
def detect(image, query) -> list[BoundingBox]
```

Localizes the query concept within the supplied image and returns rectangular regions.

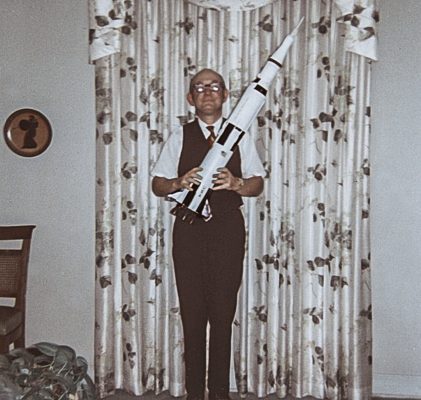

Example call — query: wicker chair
[0,225,35,353]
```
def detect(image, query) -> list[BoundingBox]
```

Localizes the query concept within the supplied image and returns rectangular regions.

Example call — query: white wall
[1,0,420,397]
[371,0,421,397]
[0,0,95,367]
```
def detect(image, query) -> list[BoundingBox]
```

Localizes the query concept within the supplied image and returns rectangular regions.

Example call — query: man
[152,69,265,400]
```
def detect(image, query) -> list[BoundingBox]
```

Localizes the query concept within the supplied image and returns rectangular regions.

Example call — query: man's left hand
[212,167,244,192]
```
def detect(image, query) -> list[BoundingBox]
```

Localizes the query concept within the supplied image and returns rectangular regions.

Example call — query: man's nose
[202,87,214,95]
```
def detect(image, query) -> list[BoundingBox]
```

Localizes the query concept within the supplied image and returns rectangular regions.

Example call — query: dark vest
[178,119,243,215]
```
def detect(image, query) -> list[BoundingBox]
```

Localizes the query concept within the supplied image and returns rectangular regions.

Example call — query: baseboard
[373,373,421,399]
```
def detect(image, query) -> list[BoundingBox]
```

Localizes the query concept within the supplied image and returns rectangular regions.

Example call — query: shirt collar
[197,117,223,138]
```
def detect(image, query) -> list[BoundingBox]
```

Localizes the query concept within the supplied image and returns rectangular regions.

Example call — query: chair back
[0,225,35,353]
[0,226,35,311]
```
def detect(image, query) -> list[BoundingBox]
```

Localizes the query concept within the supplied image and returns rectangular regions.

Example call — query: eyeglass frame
[191,82,225,94]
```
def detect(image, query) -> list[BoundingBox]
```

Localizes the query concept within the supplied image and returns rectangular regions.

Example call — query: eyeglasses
[192,83,224,94]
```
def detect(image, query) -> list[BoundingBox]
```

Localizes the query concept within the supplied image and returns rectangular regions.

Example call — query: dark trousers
[172,209,245,398]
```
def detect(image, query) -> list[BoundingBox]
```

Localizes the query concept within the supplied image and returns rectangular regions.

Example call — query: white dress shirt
[152,117,266,179]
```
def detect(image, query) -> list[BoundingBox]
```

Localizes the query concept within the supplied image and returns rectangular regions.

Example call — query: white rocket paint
[169,18,304,219]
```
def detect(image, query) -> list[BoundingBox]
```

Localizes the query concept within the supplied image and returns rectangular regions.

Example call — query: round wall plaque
[3,108,52,157]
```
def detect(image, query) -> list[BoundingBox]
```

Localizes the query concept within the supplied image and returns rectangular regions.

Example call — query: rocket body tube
[168,18,304,221]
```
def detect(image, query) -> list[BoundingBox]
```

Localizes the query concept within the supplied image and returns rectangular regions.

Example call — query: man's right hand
[152,167,203,197]
[176,167,203,191]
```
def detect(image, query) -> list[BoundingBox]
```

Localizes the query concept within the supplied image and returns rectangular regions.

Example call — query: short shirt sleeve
[238,132,266,178]
[151,126,183,179]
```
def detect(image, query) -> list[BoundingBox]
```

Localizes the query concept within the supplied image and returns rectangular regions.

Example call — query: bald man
[152,69,264,400]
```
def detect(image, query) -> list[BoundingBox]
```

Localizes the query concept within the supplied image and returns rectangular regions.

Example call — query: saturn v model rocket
[168,18,304,222]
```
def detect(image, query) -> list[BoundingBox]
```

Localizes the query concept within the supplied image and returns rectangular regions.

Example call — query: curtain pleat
[90,0,377,398]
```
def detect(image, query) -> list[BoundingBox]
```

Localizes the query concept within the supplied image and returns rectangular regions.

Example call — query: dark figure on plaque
[19,115,39,149]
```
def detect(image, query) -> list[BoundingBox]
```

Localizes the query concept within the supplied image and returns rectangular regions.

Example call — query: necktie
[203,125,217,221]
[206,125,216,147]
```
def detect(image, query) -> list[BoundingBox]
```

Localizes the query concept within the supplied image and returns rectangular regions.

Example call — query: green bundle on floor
[0,342,95,399]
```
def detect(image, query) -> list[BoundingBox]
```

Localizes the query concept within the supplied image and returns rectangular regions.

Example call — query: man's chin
[200,105,221,114]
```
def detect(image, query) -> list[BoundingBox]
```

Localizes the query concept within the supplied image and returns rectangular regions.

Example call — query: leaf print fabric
[90,0,378,398]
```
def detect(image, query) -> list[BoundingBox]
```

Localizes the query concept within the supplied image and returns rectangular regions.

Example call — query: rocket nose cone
[291,17,305,36]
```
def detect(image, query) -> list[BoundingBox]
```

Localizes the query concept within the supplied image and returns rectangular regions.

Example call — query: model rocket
[168,17,304,222]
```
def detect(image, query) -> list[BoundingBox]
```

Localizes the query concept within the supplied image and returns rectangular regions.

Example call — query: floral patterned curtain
[90,0,378,398]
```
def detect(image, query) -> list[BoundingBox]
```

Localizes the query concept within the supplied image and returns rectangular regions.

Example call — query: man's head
[187,69,228,123]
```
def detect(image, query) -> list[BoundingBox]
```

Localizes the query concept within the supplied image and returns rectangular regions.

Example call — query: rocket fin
[167,190,186,204]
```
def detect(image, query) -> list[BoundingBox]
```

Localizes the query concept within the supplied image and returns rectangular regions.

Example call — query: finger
[213,176,230,186]
[189,177,201,185]
[182,178,197,188]
[212,178,224,185]
[213,182,230,191]
[185,172,202,182]
[218,169,232,180]
[183,182,194,191]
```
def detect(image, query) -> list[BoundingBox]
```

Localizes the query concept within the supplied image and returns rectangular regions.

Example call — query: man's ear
[222,89,229,103]
[187,92,195,106]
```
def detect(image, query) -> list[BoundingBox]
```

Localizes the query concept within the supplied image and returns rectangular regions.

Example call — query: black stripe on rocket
[231,131,245,151]
[254,84,267,96]
[268,57,283,69]
[215,122,246,152]
[216,123,235,146]
[183,182,200,206]
[180,182,213,212]
[196,189,213,215]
